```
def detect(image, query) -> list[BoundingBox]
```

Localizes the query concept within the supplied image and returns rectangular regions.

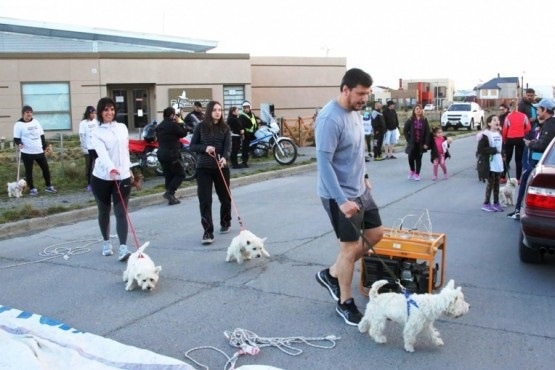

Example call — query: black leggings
[485,172,501,204]
[86,150,98,185]
[196,167,231,234]
[91,176,131,245]
[407,145,424,174]
[503,138,525,180]
[21,152,52,190]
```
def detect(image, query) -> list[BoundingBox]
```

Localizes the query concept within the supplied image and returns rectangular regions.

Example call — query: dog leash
[208,151,246,231]
[16,146,21,182]
[114,178,141,251]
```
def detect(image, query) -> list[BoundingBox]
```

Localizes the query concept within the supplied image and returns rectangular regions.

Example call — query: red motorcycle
[129,136,196,181]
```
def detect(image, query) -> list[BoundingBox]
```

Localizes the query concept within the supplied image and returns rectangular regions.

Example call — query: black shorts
[321,188,382,242]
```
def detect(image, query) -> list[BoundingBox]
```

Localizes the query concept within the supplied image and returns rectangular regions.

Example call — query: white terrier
[358,279,470,352]
[122,242,162,292]
[226,229,269,264]
[499,178,518,207]
[7,179,27,198]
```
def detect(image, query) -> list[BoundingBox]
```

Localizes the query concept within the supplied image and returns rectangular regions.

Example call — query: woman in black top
[190,101,232,244]
[156,106,188,205]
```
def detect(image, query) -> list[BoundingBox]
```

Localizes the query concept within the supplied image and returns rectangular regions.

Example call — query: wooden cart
[360,228,446,296]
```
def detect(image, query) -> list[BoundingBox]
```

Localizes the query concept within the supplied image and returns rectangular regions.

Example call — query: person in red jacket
[501,101,530,181]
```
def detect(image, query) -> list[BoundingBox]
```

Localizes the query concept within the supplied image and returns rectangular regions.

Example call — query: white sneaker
[102,241,113,256]
[118,245,131,262]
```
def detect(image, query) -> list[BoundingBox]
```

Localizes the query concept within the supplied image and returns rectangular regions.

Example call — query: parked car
[519,137,555,263]
[440,102,484,131]
[423,104,435,111]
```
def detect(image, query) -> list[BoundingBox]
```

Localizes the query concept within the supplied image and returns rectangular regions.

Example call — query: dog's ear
[446,279,455,289]
[261,237,267,242]
[155,266,162,274]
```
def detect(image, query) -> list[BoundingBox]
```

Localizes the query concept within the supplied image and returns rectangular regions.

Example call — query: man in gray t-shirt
[314,68,384,327]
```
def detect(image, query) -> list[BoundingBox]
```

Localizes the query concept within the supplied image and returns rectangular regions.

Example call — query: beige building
[0,17,345,140]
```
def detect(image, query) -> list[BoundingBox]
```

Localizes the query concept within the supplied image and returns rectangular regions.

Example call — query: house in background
[475,75,519,108]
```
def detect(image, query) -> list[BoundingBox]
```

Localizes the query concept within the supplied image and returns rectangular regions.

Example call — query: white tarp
[0,305,193,370]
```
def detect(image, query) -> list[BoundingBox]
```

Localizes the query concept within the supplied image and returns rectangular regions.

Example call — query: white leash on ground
[184,328,340,370]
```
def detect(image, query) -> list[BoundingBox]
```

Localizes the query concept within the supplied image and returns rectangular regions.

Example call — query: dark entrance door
[110,86,151,132]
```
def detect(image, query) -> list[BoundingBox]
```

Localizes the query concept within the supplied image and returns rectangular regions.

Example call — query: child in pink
[430,127,452,180]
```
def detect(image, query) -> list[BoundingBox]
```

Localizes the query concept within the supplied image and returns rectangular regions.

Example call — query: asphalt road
[1,136,554,369]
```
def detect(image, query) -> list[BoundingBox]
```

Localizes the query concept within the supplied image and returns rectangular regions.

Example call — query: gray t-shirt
[315,99,366,205]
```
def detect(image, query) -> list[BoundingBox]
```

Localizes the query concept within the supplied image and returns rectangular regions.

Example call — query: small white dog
[358,279,470,352]
[122,241,162,292]
[226,229,269,264]
[7,179,27,198]
[499,178,518,207]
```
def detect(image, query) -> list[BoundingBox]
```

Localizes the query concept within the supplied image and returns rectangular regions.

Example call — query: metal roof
[0,17,218,53]
[478,77,519,90]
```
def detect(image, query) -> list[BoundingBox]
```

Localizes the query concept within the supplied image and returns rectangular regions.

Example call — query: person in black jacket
[371,102,386,160]
[226,106,243,168]
[382,100,399,159]
[155,107,188,205]
[238,101,258,168]
[403,104,431,181]
[190,101,232,244]
[184,101,205,131]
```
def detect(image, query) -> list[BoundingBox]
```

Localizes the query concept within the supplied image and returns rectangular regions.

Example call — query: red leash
[114,178,141,250]
[208,152,246,231]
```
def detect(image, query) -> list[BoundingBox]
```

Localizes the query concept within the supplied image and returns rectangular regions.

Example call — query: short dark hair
[22,105,33,114]
[499,103,509,110]
[163,106,175,119]
[340,68,373,91]
[387,100,395,107]
[525,88,535,94]
[193,101,202,108]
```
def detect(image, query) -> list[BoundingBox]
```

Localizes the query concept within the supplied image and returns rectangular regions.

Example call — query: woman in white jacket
[91,97,134,261]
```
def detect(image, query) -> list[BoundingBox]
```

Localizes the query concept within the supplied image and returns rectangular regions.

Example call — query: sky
[3,0,554,95]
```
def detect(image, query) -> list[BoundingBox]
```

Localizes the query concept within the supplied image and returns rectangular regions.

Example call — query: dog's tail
[138,241,150,253]
[369,280,389,299]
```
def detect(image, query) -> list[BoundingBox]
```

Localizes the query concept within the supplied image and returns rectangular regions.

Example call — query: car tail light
[525,175,555,210]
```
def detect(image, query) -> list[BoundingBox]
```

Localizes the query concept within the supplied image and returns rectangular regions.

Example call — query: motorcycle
[249,118,298,165]
[129,136,197,181]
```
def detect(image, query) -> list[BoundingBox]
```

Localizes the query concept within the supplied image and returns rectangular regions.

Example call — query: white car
[424,104,435,111]
[440,102,484,131]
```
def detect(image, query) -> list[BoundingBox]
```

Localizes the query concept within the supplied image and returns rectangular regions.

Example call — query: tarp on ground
[0,305,193,370]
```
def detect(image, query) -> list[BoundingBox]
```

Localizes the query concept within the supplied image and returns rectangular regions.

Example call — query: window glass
[223,86,245,119]
[22,83,71,130]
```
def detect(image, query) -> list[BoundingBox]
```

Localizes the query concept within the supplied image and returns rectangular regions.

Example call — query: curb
[0,163,317,240]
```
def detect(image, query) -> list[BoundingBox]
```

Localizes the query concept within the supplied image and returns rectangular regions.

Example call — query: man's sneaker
[336,298,363,326]
[316,269,340,302]
[201,232,214,245]
[407,171,415,180]
[492,203,504,212]
[507,210,520,220]
[29,188,38,196]
[374,156,385,161]
[481,203,495,212]
[118,245,131,262]
[390,155,397,159]
[45,185,57,193]
[219,226,230,234]
[102,241,113,256]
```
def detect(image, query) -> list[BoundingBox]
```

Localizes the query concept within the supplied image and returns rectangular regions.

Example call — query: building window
[223,86,245,117]
[22,83,71,130]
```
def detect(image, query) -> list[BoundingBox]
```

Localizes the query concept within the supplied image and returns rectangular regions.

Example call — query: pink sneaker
[408,171,415,180]
[444,174,449,180]
[413,174,421,181]
[432,176,437,181]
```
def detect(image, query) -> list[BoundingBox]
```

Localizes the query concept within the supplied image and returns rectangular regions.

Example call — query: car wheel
[467,118,474,131]
[518,232,542,263]
[478,117,484,130]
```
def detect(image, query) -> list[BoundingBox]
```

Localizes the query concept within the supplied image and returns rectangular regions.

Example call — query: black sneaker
[336,298,363,326]
[507,210,520,220]
[219,226,230,234]
[316,269,340,302]
[201,232,214,245]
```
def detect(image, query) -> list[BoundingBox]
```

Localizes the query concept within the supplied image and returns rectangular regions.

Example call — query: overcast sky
[3,0,554,95]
